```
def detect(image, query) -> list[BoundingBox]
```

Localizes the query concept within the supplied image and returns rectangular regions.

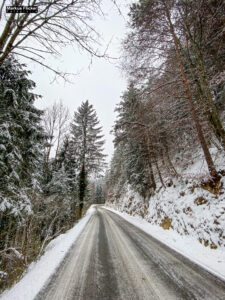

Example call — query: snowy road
[36,206,225,300]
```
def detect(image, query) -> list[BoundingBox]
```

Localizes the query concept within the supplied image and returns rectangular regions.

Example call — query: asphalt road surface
[36,206,225,300]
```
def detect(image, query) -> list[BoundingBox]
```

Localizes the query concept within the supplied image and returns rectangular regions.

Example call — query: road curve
[36,206,225,300]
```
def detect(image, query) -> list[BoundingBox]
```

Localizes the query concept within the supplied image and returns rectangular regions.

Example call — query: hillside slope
[106,149,225,250]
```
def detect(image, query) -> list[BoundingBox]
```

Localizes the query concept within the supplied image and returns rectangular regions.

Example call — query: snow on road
[0,205,96,300]
[104,206,225,281]
[33,207,225,299]
[1,205,225,300]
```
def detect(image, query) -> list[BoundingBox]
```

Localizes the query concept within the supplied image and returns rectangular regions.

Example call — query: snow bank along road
[36,206,225,300]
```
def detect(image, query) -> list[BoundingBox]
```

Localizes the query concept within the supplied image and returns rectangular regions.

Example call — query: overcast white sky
[28,1,129,164]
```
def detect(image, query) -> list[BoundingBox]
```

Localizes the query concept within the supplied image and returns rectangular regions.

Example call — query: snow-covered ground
[0,205,96,300]
[104,206,225,281]
[105,148,225,280]
[108,174,225,247]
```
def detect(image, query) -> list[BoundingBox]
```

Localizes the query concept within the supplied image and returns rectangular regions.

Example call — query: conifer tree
[0,56,45,219]
[114,85,155,194]
[47,135,78,195]
[94,184,105,204]
[70,100,105,216]
[0,56,45,264]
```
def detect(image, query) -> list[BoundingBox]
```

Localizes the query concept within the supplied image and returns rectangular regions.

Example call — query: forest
[0,58,105,290]
[0,0,109,292]
[0,0,225,295]
[105,0,225,260]
[106,0,225,200]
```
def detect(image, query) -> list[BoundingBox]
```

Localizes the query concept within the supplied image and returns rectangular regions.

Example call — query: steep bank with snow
[106,150,225,250]
[104,206,225,281]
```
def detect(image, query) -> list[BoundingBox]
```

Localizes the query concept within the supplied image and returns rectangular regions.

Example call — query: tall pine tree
[70,101,105,216]
[0,56,45,218]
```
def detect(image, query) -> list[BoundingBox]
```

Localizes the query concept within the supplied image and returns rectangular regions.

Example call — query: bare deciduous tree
[0,0,105,79]
[123,0,218,178]
[54,100,70,160]
[43,102,58,165]
[43,100,70,165]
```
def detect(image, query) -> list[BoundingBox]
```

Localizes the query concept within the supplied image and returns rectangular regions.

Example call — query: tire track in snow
[36,206,225,300]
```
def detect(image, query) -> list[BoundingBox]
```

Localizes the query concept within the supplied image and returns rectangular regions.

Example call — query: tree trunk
[4,219,12,250]
[0,11,16,52]
[162,0,217,178]
[148,155,156,190]
[164,142,178,177]
[22,218,31,265]
[153,151,165,187]
[14,225,20,249]
[78,164,86,218]
[146,131,156,190]
[0,10,29,67]
[180,14,225,150]
[197,58,225,151]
